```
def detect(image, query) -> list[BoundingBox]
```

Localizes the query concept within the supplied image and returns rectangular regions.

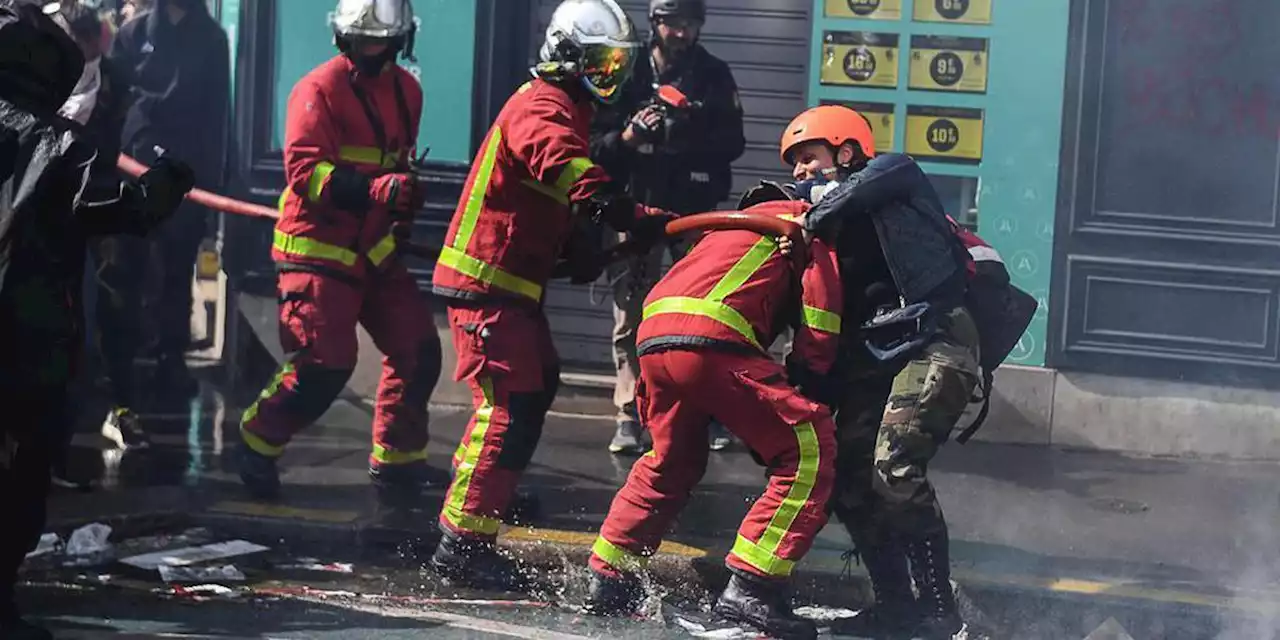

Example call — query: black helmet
[649,0,705,21]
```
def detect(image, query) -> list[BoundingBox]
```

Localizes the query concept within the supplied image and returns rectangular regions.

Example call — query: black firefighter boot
[582,570,645,617]
[905,532,964,639]
[429,528,529,592]
[370,461,451,508]
[829,538,921,639]
[712,567,817,640]
[235,441,280,500]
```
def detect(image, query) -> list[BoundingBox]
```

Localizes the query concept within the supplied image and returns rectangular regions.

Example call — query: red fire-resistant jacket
[432,78,618,304]
[637,200,843,375]
[274,55,421,279]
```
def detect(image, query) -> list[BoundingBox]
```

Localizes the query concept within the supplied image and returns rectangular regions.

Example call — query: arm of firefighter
[804,153,930,240]
[790,238,843,376]
[684,65,746,166]
[507,94,613,209]
[282,80,367,215]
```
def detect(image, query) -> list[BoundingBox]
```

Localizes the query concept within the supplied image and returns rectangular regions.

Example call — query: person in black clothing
[0,1,193,636]
[47,1,156,474]
[110,0,229,401]
[589,0,745,456]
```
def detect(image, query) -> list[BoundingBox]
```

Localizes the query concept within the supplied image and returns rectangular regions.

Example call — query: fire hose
[117,153,804,274]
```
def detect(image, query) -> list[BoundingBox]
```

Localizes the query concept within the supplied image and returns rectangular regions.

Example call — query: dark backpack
[954,246,1038,443]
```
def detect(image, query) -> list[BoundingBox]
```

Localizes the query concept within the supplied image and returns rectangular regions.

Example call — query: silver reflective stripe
[969,245,1003,264]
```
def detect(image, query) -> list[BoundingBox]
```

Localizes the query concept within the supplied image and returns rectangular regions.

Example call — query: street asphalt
[20,373,1280,639]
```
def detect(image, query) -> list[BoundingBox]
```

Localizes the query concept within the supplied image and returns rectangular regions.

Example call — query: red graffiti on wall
[1114,0,1277,138]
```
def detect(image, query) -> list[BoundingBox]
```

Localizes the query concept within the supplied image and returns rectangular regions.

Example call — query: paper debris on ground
[25,533,61,559]
[120,540,269,570]
[65,523,112,556]
[159,564,246,583]
[278,560,354,573]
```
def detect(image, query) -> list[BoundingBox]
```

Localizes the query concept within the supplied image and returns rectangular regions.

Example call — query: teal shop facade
[221,0,1280,395]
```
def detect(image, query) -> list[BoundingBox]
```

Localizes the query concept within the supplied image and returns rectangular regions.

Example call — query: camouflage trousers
[830,306,980,544]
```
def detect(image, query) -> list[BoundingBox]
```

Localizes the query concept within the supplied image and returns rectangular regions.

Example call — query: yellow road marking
[208,501,360,524]
[500,526,709,558]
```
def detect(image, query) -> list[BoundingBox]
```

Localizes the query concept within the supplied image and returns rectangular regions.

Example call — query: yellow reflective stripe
[643,297,762,350]
[554,157,595,196]
[278,190,288,212]
[517,81,533,94]
[308,162,337,202]
[522,157,596,205]
[454,127,503,251]
[371,443,428,465]
[338,145,399,169]
[367,233,397,266]
[802,305,842,335]
[707,237,777,301]
[240,427,285,458]
[592,536,649,573]
[729,422,821,577]
[521,178,568,205]
[239,362,295,458]
[443,377,503,537]
[273,229,358,267]
[437,246,543,302]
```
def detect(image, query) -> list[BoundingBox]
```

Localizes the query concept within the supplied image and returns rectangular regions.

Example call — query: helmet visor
[333,0,412,37]
[581,42,636,100]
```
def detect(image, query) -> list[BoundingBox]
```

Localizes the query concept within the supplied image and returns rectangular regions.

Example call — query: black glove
[138,156,196,222]
[552,246,608,284]
[787,362,840,411]
[627,211,676,251]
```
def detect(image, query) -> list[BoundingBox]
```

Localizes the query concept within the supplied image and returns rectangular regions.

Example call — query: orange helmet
[780,105,876,166]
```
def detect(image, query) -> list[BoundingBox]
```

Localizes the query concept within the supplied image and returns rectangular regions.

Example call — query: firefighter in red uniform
[583,190,842,640]
[237,0,446,501]
[428,0,674,588]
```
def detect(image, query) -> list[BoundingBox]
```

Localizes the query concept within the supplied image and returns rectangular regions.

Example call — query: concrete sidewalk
[48,386,1280,636]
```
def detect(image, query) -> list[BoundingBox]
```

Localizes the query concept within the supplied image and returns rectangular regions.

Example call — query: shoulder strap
[955,368,993,445]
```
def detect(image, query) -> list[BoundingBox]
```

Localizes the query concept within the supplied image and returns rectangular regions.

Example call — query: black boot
[906,533,964,639]
[235,443,280,500]
[582,570,644,616]
[370,461,451,506]
[429,528,529,592]
[829,540,920,639]
[711,567,817,640]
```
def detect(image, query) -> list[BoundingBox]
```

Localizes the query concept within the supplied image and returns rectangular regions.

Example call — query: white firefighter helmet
[330,0,414,39]
[537,0,639,103]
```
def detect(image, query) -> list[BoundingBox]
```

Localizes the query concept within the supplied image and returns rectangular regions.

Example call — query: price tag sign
[909,36,989,93]
[821,100,896,153]
[824,0,902,20]
[913,0,993,25]
[905,106,984,163]
[820,32,900,89]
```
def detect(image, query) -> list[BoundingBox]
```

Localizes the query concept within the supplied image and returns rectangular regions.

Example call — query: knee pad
[404,337,443,408]
[280,365,352,424]
[496,390,550,471]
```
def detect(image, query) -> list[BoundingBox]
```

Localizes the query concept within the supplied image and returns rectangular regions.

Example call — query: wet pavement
[22,370,1280,639]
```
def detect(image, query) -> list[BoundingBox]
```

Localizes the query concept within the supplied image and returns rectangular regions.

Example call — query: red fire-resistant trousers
[590,348,836,580]
[240,266,442,468]
[438,301,560,539]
